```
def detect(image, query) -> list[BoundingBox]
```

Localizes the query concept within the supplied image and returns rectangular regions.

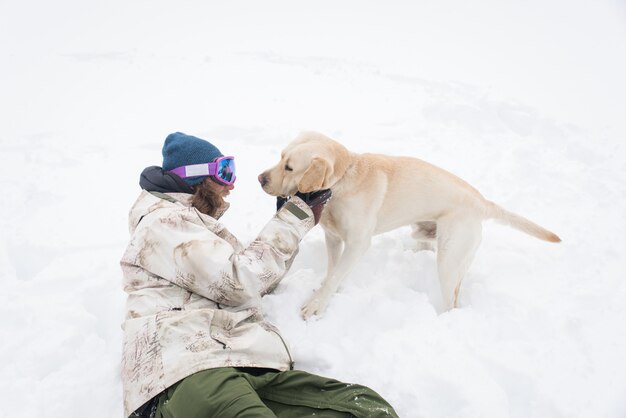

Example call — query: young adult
[120,132,398,418]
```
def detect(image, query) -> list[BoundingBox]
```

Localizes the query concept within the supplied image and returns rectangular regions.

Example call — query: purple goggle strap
[167,156,234,180]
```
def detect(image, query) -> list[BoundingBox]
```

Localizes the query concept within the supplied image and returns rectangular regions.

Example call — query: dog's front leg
[324,229,344,279]
[301,235,371,320]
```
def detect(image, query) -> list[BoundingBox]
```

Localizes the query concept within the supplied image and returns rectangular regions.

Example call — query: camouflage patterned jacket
[120,191,314,417]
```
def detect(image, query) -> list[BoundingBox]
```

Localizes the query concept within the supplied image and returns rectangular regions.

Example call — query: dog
[258,131,561,319]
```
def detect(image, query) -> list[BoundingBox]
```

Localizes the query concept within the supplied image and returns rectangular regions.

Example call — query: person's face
[213,178,234,198]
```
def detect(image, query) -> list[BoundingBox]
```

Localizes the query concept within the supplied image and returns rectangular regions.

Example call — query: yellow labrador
[258,131,561,319]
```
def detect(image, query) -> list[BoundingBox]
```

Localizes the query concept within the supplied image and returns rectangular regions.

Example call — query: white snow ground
[1,1,626,417]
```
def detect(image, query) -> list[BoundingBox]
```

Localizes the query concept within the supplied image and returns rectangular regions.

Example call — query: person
[120,132,399,418]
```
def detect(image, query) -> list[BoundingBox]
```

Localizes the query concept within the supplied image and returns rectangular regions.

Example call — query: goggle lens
[217,158,235,184]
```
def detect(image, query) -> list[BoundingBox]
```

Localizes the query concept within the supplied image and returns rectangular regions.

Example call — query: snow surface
[1,1,626,417]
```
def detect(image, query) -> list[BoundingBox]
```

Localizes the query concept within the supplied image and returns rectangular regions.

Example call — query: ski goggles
[168,156,236,186]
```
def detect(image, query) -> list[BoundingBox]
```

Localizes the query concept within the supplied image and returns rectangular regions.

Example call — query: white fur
[259,132,561,319]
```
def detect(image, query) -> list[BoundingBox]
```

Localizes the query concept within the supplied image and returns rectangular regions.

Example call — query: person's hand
[295,189,332,224]
[276,196,289,211]
[276,190,332,224]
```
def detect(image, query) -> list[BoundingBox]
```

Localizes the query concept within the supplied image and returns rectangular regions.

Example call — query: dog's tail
[486,201,561,243]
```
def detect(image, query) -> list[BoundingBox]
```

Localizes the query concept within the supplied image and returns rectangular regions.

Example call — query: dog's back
[328,152,488,235]
[330,151,560,243]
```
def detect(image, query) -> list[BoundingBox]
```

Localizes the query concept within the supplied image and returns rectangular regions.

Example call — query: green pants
[155,367,398,418]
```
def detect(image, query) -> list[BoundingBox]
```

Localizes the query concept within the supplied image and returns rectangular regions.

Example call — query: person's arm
[132,197,316,307]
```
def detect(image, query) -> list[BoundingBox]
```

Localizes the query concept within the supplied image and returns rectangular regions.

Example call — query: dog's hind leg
[436,217,482,310]
[411,221,437,252]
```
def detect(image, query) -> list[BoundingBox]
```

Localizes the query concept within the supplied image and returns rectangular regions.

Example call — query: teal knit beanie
[162,132,223,186]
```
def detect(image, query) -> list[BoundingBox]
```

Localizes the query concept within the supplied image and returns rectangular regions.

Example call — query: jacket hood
[139,166,194,194]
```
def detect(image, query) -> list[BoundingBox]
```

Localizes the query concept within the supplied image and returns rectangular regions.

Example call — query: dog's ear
[298,157,331,193]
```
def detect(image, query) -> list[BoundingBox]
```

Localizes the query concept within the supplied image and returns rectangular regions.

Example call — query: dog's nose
[258,173,268,187]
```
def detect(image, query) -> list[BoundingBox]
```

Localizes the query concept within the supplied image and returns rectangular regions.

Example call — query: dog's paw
[413,241,436,252]
[300,295,329,320]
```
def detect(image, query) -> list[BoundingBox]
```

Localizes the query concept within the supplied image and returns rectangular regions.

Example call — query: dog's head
[258,132,351,197]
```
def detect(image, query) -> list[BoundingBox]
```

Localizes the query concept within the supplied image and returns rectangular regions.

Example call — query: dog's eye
[284,164,293,172]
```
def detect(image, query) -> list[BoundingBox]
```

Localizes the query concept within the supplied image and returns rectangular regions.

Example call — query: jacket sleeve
[132,197,315,307]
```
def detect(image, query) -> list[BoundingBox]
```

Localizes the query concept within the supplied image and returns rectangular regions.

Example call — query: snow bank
[1,1,625,417]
